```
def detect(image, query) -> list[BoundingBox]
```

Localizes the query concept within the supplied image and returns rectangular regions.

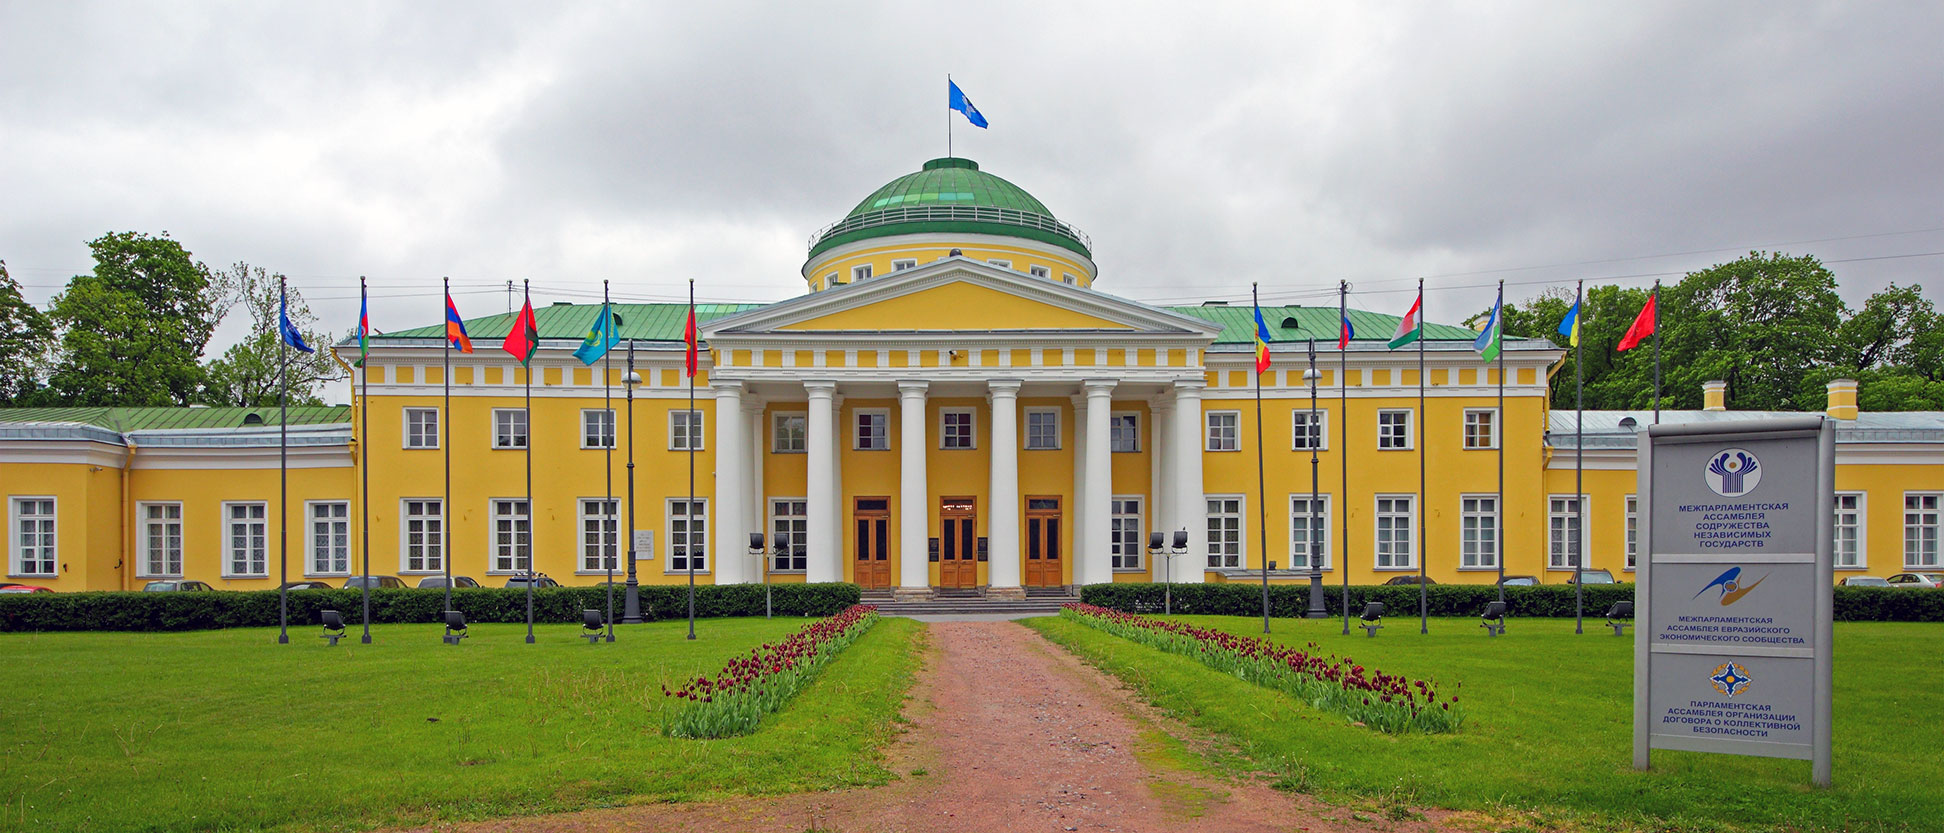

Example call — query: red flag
[502,296,538,365]
[444,294,473,353]
[1617,291,1657,352]
[683,307,698,377]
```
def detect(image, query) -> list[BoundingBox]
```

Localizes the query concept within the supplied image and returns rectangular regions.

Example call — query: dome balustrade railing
[808,205,1091,254]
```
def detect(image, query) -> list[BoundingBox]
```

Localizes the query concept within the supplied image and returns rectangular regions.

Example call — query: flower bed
[1060,604,1463,733]
[662,604,880,738]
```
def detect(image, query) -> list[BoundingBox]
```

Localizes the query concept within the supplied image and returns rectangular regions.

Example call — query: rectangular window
[1550,495,1587,569]
[404,408,439,449]
[771,499,808,572]
[1834,493,1864,569]
[11,498,55,576]
[669,410,704,451]
[401,499,443,573]
[1463,409,1498,449]
[852,264,873,282]
[941,409,975,449]
[1906,493,1940,568]
[1206,496,1243,569]
[307,501,350,575]
[1025,409,1060,450]
[1375,495,1415,569]
[1378,410,1412,450]
[493,408,528,449]
[1110,412,1140,453]
[580,498,619,572]
[669,499,708,572]
[139,502,183,577]
[581,409,616,449]
[1062,273,1077,285]
[773,412,806,453]
[1460,495,1497,569]
[824,272,838,288]
[1029,265,1050,279]
[1290,495,1332,569]
[1626,495,1639,570]
[1111,497,1144,570]
[492,499,531,573]
[1206,411,1239,451]
[223,502,268,577]
[1292,410,1326,450]
[892,258,917,271]
[855,410,889,450]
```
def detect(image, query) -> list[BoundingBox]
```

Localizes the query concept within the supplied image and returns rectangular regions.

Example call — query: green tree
[0,261,55,404]
[1833,283,1933,372]
[44,232,224,406]
[198,263,343,407]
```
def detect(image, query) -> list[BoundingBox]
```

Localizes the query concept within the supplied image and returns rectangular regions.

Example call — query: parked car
[416,576,481,589]
[1383,575,1436,586]
[1840,576,1891,587]
[1497,575,1539,587]
[1885,573,1944,588]
[503,573,560,589]
[0,584,52,593]
[278,580,335,591]
[142,580,215,592]
[342,575,407,590]
[1567,569,1616,585]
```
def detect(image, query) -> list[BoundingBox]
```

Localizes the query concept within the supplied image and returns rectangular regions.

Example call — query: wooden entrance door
[1025,496,1064,586]
[939,497,978,589]
[853,497,891,589]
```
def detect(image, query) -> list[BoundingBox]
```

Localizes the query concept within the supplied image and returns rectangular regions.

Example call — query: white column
[1083,379,1116,588]
[1150,398,1175,581]
[1173,381,1207,583]
[1071,393,1088,586]
[830,393,844,577]
[712,382,746,585]
[745,399,765,578]
[897,382,930,593]
[987,380,1023,594]
[804,381,840,582]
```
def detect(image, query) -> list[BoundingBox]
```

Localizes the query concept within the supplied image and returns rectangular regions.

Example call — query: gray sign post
[1634,415,1833,787]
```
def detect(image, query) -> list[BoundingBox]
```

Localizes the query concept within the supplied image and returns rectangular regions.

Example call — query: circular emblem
[1704,448,1762,498]
[1710,661,1754,698]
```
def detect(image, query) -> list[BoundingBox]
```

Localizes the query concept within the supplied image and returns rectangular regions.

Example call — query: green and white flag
[1387,291,1423,350]
[1473,290,1502,363]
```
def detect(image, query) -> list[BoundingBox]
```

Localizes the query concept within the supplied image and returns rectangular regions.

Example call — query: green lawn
[1028,614,1943,833]
[0,616,923,833]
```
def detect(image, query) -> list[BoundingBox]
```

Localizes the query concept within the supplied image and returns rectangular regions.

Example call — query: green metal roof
[375,303,765,343]
[1166,305,1509,345]
[0,406,350,430]
[807,158,1092,261]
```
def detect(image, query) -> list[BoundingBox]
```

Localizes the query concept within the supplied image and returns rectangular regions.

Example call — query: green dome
[808,158,1091,260]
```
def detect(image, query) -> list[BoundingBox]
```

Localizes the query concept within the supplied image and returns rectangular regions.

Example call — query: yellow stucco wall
[781,281,1130,332]
[804,240,1095,291]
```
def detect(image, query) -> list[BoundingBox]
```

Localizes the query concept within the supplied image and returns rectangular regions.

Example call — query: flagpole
[1576,279,1585,633]
[604,279,617,641]
[1417,278,1427,635]
[1340,280,1351,636]
[359,276,371,644]
[1496,280,1505,604]
[277,276,290,645]
[947,73,952,159]
[686,278,697,641]
[1652,280,1661,425]
[442,276,453,618]
[523,279,535,645]
[1251,284,1271,634]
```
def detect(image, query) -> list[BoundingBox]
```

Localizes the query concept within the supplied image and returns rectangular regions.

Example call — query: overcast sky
[4,1,1941,356]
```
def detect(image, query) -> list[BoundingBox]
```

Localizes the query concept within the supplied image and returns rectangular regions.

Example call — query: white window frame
[1206,494,1244,569]
[669,410,704,451]
[490,499,532,574]
[1834,492,1866,570]
[404,407,439,449]
[667,498,709,573]
[1906,492,1940,569]
[1377,409,1413,450]
[1288,494,1332,570]
[1459,494,1498,570]
[1625,494,1639,571]
[1109,411,1140,453]
[1463,408,1499,450]
[769,498,808,573]
[1024,408,1061,450]
[221,501,269,579]
[579,498,619,574]
[492,407,528,450]
[305,500,351,577]
[1206,411,1240,451]
[1111,496,1145,571]
[773,412,806,453]
[1549,494,1591,571]
[137,501,183,578]
[10,497,57,577]
[852,264,873,282]
[940,408,976,450]
[1062,273,1077,285]
[1374,494,1416,570]
[854,408,890,451]
[581,408,616,449]
[400,498,444,574]
[891,258,918,271]
[1292,409,1327,451]
[1029,265,1050,279]
[823,272,838,288]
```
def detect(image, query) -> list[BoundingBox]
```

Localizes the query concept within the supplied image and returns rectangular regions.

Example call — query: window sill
[1463,446,1499,451]
[1456,566,1503,571]
[305,572,352,579]
[1206,447,1240,453]
[664,570,713,576]
[1834,565,1868,571]
[220,575,270,581]
[1371,566,1420,572]
[492,445,528,451]
[403,446,441,451]
[852,447,891,452]
[136,574,185,581]
[1377,447,1416,452]
[1025,446,1063,452]
[772,449,806,455]
[765,570,808,576]
[581,444,619,451]
[399,569,445,576]
[9,573,58,580]
[1112,568,1149,574]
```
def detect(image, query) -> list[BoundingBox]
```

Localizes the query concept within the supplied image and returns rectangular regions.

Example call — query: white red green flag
[1387,291,1423,350]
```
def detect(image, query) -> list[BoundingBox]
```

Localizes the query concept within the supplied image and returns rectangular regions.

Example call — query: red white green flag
[1387,291,1423,350]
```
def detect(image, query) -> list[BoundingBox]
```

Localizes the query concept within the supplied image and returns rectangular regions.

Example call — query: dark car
[503,573,560,590]
[1497,575,1539,587]
[342,575,406,590]
[1383,575,1436,586]
[142,580,215,592]
[0,584,52,593]
[278,580,335,591]
[1567,569,1616,585]
[416,576,481,589]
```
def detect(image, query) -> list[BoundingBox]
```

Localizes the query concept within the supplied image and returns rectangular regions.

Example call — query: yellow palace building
[3,158,1940,595]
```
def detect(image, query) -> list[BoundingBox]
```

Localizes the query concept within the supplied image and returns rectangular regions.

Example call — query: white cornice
[802,231,1099,280]
[0,440,128,468]
[131,444,353,470]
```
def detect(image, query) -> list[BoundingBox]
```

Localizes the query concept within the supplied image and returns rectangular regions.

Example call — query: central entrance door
[853,497,891,589]
[939,496,978,589]
[1025,496,1064,586]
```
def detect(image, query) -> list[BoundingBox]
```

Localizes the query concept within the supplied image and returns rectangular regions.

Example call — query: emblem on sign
[1704,448,1762,497]
[1692,566,1768,606]
[1709,661,1754,697]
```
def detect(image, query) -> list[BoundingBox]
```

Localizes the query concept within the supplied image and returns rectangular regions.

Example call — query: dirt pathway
[398,621,1455,832]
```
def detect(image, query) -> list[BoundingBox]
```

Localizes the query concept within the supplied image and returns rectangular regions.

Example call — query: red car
[0,584,52,593]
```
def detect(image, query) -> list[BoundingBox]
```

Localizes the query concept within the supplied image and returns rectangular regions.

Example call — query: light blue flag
[573,304,621,366]
[1472,292,1501,363]
[949,80,988,128]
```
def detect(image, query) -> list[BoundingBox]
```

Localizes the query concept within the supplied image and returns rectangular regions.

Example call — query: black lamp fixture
[319,609,346,646]
[443,610,468,645]
[581,609,607,644]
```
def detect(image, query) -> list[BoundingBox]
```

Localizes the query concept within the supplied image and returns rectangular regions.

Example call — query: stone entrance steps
[860,586,1077,617]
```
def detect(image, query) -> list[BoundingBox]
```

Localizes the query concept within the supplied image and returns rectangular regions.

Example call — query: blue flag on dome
[949,80,988,128]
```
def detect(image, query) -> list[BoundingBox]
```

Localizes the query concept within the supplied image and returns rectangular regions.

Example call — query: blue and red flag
[1338,310,1355,350]
[1252,305,1272,373]
[445,293,473,353]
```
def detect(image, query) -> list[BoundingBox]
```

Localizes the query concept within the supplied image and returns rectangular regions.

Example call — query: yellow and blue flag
[1558,298,1581,348]
[1252,306,1272,372]
[573,304,620,366]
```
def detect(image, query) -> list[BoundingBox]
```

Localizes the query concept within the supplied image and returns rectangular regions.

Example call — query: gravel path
[395,620,1454,832]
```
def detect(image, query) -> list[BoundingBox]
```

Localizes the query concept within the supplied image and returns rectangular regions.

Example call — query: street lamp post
[623,341,644,624]
[747,533,774,620]
[1305,338,1328,618]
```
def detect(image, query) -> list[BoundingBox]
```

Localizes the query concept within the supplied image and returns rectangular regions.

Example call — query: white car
[1840,576,1890,587]
[1884,573,1944,588]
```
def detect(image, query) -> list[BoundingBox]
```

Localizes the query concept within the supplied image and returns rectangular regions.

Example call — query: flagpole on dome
[277,274,290,645]
[1252,283,1272,634]
[947,74,952,159]
[1339,280,1352,636]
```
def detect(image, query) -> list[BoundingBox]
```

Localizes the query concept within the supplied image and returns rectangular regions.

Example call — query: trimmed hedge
[1080,583,1944,623]
[0,583,861,633]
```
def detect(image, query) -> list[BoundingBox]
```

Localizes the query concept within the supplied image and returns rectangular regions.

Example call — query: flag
[356,288,371,364]
[683,306,699,377]
[1387,292,1423,350]
[445,294,473,353]
[1558,297,1581,348]
[1251,305,1272,372]
[279,295,314,354]
[502,296,538,366]
[948,80,988,128]
[1617,292,1657,352]
[573,304,620,365]
[1338,310,1355,350]
[1473,292,1502,363]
